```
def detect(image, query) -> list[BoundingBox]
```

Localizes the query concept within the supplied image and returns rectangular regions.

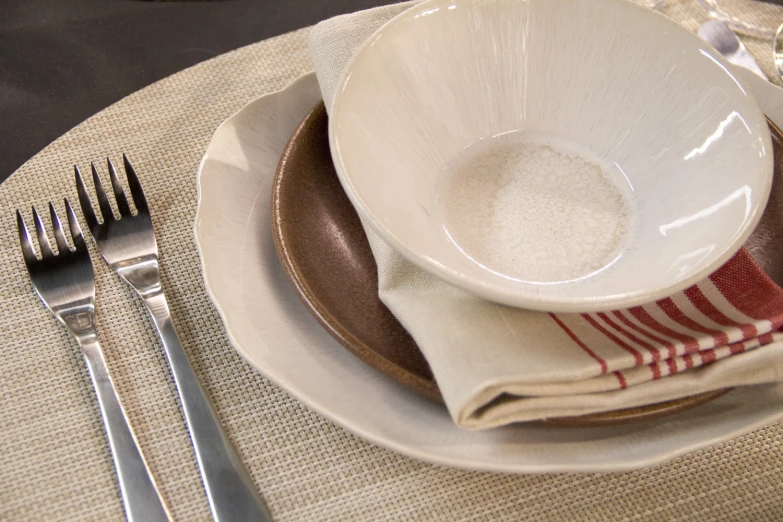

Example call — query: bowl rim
[328,0,774,312]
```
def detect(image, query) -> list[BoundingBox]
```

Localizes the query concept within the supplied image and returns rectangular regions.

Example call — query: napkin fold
[308,2,783,429]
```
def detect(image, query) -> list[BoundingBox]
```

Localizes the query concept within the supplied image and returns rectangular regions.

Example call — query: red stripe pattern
[582,313,644,365]
[684,286,757,339]
[545,249,783,392]
[549,313,608,374]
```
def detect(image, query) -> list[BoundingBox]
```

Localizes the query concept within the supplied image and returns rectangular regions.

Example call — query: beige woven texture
[1,2,783,520]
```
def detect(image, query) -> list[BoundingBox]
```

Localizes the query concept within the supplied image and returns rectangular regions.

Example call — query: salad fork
[75,156,271,522]
[16,200,170,522]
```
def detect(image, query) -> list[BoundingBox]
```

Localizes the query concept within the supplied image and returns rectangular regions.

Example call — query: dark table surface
[0,0,395,184]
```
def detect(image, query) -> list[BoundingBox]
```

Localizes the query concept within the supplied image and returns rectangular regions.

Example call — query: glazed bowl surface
[329,0,773,311]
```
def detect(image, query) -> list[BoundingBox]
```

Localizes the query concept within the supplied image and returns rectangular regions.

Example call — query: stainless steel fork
[75,156,271,522]
[16,200,171,522]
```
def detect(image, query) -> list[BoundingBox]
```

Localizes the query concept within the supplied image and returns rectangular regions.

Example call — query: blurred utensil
[75,156,272,522]
[16,201,171,522]
[696,0,779,39]
[774,23,783,82]
[640,0,666,9]
[698,19,768,79]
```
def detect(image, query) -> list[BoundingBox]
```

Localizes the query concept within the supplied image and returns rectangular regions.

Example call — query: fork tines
[75,154,148,230]
[17,199,84,265]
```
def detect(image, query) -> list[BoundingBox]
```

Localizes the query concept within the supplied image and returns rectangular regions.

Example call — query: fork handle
[144,294,272,522]
[80,339,171,522]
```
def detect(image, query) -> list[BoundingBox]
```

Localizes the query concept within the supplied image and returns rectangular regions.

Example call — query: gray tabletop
[0,0,394,183]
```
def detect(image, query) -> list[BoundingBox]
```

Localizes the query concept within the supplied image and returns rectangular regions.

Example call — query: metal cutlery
[16,200,171,522]
[75,156,272,522]
[696,0,778,39]
[774,23,783,83]
[698,19,768,79]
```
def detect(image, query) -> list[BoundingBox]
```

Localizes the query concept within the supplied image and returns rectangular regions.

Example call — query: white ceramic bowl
[329,0,773,312]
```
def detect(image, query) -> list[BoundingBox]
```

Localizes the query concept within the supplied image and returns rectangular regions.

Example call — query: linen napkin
[307,2,783,429]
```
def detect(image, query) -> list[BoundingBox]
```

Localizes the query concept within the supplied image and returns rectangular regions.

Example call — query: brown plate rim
[272,101,737,427]
[271,105,442,402]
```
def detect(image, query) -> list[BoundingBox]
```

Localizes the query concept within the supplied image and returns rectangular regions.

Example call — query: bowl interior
[330,0,772,310]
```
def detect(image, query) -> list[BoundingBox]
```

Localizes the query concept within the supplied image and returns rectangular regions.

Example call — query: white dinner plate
[194,71,783,473]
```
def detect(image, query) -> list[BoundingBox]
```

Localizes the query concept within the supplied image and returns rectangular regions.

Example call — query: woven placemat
[2,2,783,520]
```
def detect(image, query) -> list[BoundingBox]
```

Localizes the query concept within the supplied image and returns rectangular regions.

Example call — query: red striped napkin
[547,249,783,393]
[309,2,783,428]
[366,231,783,428]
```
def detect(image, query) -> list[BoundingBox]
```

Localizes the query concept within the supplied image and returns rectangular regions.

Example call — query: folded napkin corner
[307,3,783,429]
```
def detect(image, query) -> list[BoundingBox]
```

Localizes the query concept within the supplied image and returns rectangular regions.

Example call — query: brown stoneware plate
[272,101,783,427]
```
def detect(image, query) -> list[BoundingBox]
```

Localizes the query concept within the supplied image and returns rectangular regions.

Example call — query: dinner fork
[16,201,171,522]
[75,156,271,522]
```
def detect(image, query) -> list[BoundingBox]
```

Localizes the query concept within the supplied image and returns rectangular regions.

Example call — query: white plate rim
[193,70,783,473]
[328,0,775,312]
